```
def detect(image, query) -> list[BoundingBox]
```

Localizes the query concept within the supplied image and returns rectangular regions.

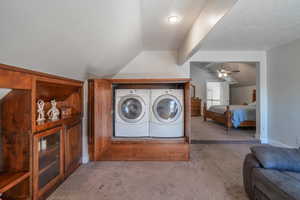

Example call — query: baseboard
[268,139,294,148]
[82,156,89,164]
[260,137,268,144]
[98,143,189,161]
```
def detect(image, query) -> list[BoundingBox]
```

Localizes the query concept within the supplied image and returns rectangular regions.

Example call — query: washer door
[118,95,145,123]
[153,94,182,123]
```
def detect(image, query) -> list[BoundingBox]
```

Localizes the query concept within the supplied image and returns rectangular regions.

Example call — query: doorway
[190,62,260,144]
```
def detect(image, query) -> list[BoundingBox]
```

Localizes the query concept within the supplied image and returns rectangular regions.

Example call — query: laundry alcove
[88,78,191,161]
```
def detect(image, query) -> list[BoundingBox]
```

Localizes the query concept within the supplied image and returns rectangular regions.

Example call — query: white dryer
[115,89,150,137]
[150,89,184,138]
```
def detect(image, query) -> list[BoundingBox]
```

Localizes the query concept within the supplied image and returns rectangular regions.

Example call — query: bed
[203,89,256,130]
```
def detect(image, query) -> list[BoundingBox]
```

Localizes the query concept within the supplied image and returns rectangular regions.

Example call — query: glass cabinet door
[33,126,64,199]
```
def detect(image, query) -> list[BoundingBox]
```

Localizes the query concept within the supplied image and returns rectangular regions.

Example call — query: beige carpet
[192,117,256,141]
[48,143,251,200]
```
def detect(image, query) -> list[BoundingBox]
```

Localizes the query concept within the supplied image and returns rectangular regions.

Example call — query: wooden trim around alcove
[88,78,191,161]
[0,63,83,85]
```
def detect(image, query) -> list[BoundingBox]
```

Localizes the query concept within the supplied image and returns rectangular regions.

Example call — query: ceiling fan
[216,65,240,78]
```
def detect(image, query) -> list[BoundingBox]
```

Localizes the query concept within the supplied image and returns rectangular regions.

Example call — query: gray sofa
[243,145,300,200]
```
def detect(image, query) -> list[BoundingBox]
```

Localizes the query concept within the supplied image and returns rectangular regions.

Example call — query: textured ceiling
[1,0,300,80]
[0,0,143,80]
[141,0,207,50]
[199,0,300,50]
[193,62,257,87]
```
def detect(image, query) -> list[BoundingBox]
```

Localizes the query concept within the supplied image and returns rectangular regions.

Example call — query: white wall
[267,38,300,148]
[114,51,189,78]
[190,64,220,109]
[230,85,256,105]
[186,50,267,142]
[82,81,89,163]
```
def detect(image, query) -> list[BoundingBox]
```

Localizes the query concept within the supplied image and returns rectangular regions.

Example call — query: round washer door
[118,95,146,123]
[153,94,182,123]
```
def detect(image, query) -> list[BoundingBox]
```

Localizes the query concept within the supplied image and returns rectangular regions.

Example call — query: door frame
[188,51,267,142]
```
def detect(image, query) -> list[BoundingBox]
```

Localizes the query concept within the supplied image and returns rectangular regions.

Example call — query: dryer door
[153,94,182,123]
[118,95,145,123]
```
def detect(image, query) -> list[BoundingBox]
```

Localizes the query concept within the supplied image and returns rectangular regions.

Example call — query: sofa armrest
[243,153,261,199]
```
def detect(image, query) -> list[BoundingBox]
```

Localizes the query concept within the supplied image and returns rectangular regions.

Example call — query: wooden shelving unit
[0,172,30,194]
[0,64,84,200]
[33,77,83,200]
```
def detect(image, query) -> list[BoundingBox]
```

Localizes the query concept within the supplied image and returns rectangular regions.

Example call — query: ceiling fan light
[168,16,180,24]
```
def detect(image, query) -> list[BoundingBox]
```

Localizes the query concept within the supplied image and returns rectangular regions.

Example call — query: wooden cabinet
[191,98,201,116]
[0,64,84,200]
[64,120,82,178]
[33,126,64,200]
[0,89,31,200]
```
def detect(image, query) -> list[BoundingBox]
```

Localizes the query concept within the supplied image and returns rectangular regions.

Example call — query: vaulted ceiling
[0,0,300,80]
[0,0,143,80]
[199,0,300,50]
[141,0,207,50]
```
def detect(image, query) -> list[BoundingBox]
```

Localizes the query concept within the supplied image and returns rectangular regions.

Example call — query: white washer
[150,89,184,138]
[115,89,150,137]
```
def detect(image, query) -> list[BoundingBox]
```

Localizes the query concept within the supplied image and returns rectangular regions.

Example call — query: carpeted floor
[192,117,257,141]
[48,143,252,200]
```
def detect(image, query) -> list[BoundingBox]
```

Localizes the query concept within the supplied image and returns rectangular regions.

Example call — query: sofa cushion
[253,168,300,200]
[250,145,300,172]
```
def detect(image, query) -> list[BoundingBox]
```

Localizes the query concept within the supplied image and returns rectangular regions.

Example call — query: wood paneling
[36,81,80,101]
[0,63,82,85]
[88,79,113,161]
[100,143,189,161]
[0,172,30,193]
[64,120,82,178]
[110,78,191,84]
[0,68,32,90]
[88,80,95,160]
[1,90,31,172]
[0,90,31,199]
[184,82,191,144]
[115,84,184,89]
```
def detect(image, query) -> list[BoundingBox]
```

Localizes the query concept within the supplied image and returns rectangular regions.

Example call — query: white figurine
[36,99,46,123]
[47,99,60,121]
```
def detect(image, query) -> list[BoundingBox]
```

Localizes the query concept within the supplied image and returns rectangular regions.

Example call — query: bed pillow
[250,145,300,172]
[248,101,256,106]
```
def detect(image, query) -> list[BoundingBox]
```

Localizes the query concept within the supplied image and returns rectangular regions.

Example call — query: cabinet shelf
[39,160,58,175]
[36,114,81,132]
[0,172,30,193]
[39,145,59,158]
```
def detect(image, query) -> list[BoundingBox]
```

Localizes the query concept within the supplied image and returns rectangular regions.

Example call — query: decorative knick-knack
[36,99,46,124]
[47,99,60,121]
[41,139,47,151]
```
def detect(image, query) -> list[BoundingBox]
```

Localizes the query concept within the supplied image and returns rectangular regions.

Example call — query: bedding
[208,105,256,128]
